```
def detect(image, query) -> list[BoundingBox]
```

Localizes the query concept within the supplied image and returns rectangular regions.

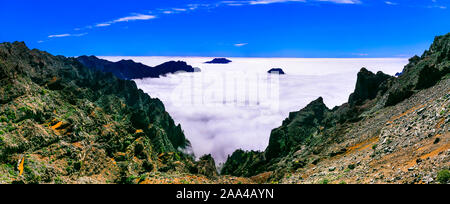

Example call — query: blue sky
[0,0,449,57]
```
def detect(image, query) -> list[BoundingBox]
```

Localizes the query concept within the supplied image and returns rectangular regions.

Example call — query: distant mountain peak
[77,56,197,80]
[268,68,285,74]
[205,58,232,64]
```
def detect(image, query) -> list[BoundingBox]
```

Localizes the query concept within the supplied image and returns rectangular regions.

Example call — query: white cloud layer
[102,56,408,163]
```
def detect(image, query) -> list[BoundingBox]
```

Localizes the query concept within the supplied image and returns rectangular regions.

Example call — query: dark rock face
[0,42,194,183]
[383,33,450,106]
[221,149,265,177]
[153,61,196,77]
[267,68,285,75]
[265,97,330,160]
[77,56,196,80]
[196,154,218,178]
[348,68,393,106]
[204,58,232,64]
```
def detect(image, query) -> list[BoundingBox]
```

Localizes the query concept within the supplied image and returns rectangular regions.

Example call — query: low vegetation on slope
[0,42,217,184]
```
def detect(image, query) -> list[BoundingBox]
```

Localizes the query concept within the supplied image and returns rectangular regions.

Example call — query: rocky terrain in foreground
[222,33,450,184]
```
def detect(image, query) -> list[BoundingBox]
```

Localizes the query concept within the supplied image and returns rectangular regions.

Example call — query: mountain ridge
[77,55,196,80]
[0,41,230,184]
[0,33,448,184]
[221,33,450,184]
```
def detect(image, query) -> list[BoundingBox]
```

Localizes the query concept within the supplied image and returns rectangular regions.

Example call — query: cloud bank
[103,56,408,163]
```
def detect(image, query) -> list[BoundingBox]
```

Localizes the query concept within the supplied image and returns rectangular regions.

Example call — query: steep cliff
[0,42,205,183]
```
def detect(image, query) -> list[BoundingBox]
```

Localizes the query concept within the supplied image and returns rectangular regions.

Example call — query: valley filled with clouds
[103,56,408,163]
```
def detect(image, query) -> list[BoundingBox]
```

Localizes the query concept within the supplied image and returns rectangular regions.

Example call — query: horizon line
[95,55,412,60]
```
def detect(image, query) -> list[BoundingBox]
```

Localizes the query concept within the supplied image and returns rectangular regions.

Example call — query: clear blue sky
[1,0,449,57]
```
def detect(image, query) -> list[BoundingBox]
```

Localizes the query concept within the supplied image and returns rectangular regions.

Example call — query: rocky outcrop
[266,97,330,160]
[267,68,285,75]
[196,154,219,179]
[221,149,265,177]
[348,68,393,106]
[77,56,196,80]
[204,58,232,64]
[382,33,450,107]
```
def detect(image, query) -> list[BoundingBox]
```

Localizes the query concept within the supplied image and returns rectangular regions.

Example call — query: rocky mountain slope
[77,55,196,80]
[1,33,448,184]
[222,33,450,184]
[0,42,231,184]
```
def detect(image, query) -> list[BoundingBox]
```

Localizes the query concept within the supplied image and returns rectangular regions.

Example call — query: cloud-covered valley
[102,56,408,164]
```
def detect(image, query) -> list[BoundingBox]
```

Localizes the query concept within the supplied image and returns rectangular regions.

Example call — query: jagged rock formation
[266,97,331,160]
[0,42,220,184]
[267,68,285,75]
[381,34,450,107]
[348,68,393,106]
[222,33,450,184]
[221,149,266,177]
[77,56,196,80]
[204,58,232,64]
[196,154,218,179]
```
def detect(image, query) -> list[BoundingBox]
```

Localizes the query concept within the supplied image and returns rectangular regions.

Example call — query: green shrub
[0,115,7,122]
[174,153,181,161]
[348,164,356,170]
[54,176,63,184]
[125,175,138,184]
[6,124,15,132]
[320,179,329,184]
[74,161,82,171]
[372,144,378,150]
[437,169,450,184]
[6,110,15,121]
[19,107,28,112]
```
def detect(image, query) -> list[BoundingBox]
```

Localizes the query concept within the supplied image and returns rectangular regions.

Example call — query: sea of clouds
[101,56,408,164]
